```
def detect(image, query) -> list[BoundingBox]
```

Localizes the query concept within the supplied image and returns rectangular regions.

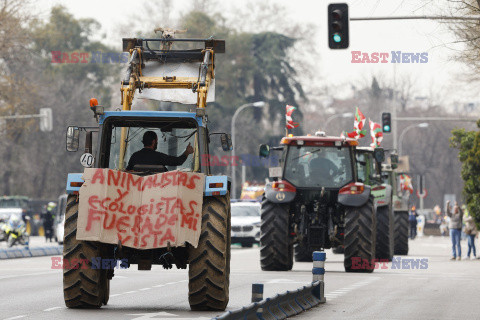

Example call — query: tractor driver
[126,131,194,171]
[309,155,338,185]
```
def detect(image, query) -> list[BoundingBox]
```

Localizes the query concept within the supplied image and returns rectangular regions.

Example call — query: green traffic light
[384,125,391,132]
[333,33,342,43]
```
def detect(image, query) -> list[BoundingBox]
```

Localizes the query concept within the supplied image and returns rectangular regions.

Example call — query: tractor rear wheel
[394,211,409,255]
[260,198,293,271]
[344,196,376,273]
[63,194,109,308]
[188,195,230,311]
[375,205,394,261]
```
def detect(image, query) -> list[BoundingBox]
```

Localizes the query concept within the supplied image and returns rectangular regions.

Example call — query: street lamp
[231,101,266,199]
[398,123,429,156]
[324,112,354,133]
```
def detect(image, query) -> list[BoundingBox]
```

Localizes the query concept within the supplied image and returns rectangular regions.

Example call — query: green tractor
[383,154,410,255]
[355,147,394,261]
[63,35,232,310]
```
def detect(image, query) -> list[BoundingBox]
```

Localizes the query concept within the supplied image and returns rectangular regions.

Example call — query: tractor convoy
[61,29,410,312]
[258,132,409,273]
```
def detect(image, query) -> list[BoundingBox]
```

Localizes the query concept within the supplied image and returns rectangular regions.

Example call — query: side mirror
[373,148,385,163]
[220,133,232,151]
[259,144,270,158]
[66,126,80,152]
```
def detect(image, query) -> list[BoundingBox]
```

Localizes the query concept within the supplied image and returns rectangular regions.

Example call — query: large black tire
[63,194,110,308]
[375,205,394,261]
[394,211,409,255]
[344,196,376,273]
[294,237,313,262]
[188,195,230,311]
[260,198,293,271]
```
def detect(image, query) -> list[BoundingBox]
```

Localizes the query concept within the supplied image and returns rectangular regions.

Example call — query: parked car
[54,194,67,244]
[231,201,261,247]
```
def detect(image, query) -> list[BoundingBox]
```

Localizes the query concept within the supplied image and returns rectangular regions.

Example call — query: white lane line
[4,316,27,320]
[0,271,60,280]
[324,277,381,300]
[122,291,137,294]
[139,288,151,291]
[153,284,165,288]
[110,294,122,297]
[43,307,62,312]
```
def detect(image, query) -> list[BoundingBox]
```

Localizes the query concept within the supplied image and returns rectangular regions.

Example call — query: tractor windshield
[107,125,198,172]
[284,146,353,188]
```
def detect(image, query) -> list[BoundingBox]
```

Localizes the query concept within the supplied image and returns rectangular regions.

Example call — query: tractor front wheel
[63,194,109,308]
[188,195,231,311]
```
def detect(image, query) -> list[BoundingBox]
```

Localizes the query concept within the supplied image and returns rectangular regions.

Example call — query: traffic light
[382,112,391,133]
[328,3,349,49]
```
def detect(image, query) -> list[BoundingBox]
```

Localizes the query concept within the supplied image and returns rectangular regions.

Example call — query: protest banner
[76,168,205,249]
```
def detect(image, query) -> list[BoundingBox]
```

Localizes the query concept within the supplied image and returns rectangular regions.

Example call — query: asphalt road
[0,236,479,320]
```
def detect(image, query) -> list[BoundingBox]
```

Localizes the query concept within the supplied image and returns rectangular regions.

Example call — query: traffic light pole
[0,108,53,132]
[351,16,480,21]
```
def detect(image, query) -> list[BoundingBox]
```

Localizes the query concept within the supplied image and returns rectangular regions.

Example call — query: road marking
[266,279,306,284]
[324,277,381,300]
[127,311,177,320]
[0,271,59,280]
[139,288,151,291]
[43,307,62,311]
[4,316,26,320]
[153,284,165,288]
[123,291,137,294]
[110,294,122,297]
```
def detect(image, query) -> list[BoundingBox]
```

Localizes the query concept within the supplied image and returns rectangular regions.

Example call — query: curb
[0,246,63,259]
[213,281,325,320]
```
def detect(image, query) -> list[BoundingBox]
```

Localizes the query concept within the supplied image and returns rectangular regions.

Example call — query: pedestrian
[446,200,463,260]
[439,216,448,237]
[408,206,418,239]
[464,215,478,260]
[43,202,56,243]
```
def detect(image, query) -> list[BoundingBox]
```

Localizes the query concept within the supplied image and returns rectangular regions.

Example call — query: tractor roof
[280,135,358,147]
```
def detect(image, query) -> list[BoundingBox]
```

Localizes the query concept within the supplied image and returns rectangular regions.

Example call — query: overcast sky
[32,0,476,105]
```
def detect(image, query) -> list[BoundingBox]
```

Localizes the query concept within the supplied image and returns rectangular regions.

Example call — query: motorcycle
[5,215,29,247]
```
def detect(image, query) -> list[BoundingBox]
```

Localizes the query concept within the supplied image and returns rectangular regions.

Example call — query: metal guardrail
[0,245,63,259]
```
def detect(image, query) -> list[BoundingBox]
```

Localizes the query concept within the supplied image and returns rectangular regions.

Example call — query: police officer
[408,206,418,240]
[44,202,56,242]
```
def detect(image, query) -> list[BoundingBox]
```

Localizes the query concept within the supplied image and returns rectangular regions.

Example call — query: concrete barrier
[213,281,325,320]
[0,245,63,259]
